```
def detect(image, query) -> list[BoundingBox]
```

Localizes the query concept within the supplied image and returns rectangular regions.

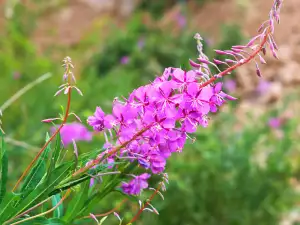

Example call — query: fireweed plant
[0,1,283,224]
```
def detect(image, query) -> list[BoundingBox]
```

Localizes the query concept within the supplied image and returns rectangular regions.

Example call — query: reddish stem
[72,123,154,177]
[12,90,72,192]
[200,29,270,88]
[127,182,163,224]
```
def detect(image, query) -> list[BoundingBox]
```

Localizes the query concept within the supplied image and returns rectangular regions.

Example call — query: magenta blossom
[87,107,105,131]
[51,123,92,146]
[268,117,282,129]
[13,71,21,80]
[85,0,283,196]
[137,37,145,49]
[88,67,235,177]
[120,56,130,65]
[121,173,151,195]
[177,13,186,28]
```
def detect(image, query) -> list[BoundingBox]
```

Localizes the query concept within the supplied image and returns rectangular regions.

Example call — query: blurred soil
[30,0,300,105]
[3,0,299,140]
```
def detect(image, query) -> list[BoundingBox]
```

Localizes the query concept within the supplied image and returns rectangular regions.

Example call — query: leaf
[13,216,48,225]
[0,162,73,223]
[0,192,21,219]
[63,181,90,222]
[79,161,138,216]
[45,218,67,225]
[51,194,63,218]
[51,162,124,196]
[21,133,52,192]
[50,175,90,196]
[11,217,67,225]
[47,134,62,180]
[99,216,108,225]
[0,133,8,204]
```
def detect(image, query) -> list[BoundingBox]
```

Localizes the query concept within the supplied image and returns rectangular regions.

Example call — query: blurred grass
[0,0,299,224]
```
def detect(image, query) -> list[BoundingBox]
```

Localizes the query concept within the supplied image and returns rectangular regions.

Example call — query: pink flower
[51,123,92,146]
[177,13,186,28]
[120,56,130,65]
[13,72,21,80]
[137,37,145,49]
[121,173,151,195]
[268,117,282,129]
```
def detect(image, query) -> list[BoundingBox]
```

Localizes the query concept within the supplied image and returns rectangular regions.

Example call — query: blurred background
[1,0,300,224]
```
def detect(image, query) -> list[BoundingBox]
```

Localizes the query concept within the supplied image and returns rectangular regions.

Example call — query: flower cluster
[86,0,283,196]
[121,173,151,195]
[88,67,235,192]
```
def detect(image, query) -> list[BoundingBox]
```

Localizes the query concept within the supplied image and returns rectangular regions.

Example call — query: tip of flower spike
[62,56,76,85]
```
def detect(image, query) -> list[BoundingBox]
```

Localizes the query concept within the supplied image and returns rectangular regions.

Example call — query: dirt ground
[30,0,300,93]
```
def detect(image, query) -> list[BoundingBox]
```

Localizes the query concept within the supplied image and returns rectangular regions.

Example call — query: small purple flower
[51,123,92,146]
[13,71,21,80]
[268,117,282,129]
[120,56,130,65]
[137,37,145,49]
[88,66,235,174]
[177,13,186,28]
[121,173,151,195]
[87,107,106,131]
[149,153,166,174]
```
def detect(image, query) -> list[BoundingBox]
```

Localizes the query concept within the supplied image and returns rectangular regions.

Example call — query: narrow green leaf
[99,216,108,225]
[0,163,73,223]
[63,180,90,222]
[0,134,8,204]
[21,133,52,192]
[79,161,137,216]
[50,175,90,196]
[0,192,21,219]
[51,194,63,218]
[46,134,62,182]
[45,218,67,225]
[12,217,48,225]
[50,162,124,196]
[53,133,62,166]
[10,217,66,225]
